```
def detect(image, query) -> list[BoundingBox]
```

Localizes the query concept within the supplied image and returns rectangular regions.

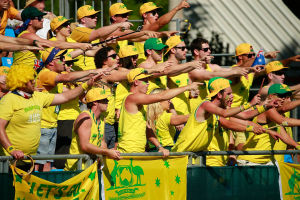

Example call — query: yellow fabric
[118,44,138,58]
[115,80,130,110]
[37,68,59,128]
[273,111,293,162]
[127,67,151,83]
[150,111,176,148]
[0,6,19,35]
[105,90,116,125]
[206,128,230,167]
[65,110,105,171]
[118,93,147,153]
[103,156,187,199]
[165,35,182,55]
[238,118,275,164]
[140,2,161,15]
[235,43,254,56]
[77,5,100,20]
[189,64,212,112]
[85,87,110,103]
[57,83,80,121]
[13,31,42,67]
[168,73,190,115]
[231,72,254,107]
[0,66,10,76]
[277,161,300,200]
[266,61,288,74]
[13,162,99,199]
[172,102,219,152]
[50,16,71,31]
[147,75,167,94]
[0,92,54,156]
[109,3,132,16]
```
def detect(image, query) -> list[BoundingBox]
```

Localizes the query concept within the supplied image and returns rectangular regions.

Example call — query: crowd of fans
[1,0,300,172]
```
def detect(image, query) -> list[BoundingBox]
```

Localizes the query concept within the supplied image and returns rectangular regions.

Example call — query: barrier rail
[1,150,299,173]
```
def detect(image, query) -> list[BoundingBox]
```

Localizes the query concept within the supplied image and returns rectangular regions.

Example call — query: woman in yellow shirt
[147,88,189,151]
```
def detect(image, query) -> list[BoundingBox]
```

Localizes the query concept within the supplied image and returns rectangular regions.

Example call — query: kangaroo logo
[285,168,300,198]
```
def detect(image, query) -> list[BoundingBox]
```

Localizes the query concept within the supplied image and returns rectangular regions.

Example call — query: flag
[12,161,99,200]
[277,161,300,200]
[102,156,188,200]
[251,49,266,67]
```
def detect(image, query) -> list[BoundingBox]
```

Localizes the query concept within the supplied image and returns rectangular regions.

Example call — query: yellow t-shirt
[172,102,219,152]
[206,128,230,167]
[70,26,99,71]
[168,73,190,115]
[147,75,168,94]
[0,6,19,35]
[36,68,60,128]
[0,92,54,156]
[273,111,293,162]
[149,111,176,148]
[65,110,105,171]
[117,93,147,153]
[115,80,130,110]
[189,64,212,112]
[57,83,80,121]
[238,118,275,164]
[105,89,116,125]
[13,30,42,67]
[231,71,254,107]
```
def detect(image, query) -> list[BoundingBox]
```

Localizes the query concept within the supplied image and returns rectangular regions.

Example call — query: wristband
[156,144,163,150]
[243,103,252,111]
[246,125,254,132]
[256,105,266,114]
[296,145,300,150]
[6,146,16,154]
[81,82,90,91]
[282,121,288,126]
[32,40,38,47]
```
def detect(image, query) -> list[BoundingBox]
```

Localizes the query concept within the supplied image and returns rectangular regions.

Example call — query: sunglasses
[33,16,43,21]
[175,46,187,51]
[60,22,70,28]
[154,49,164,54]
[243,53,256,58]
[131,55,138,60]
[200,47,211,52]
[87,14,97,19]
[273,70,285,76]
[115,13,129,18]
[107,53,118,59]
[276,93,291,99]
[97,99,109,104]
[147,10,158,16]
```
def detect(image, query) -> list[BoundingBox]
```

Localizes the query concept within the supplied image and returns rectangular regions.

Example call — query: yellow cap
[127,68,151,83]
[24,0,37,8]
[235,43,254,56]
[41,47,67,64]
[165,35,182,55]
[118,45,138,58]
[109,3,132,17]
[0,66,10,76]
[265,61,288,74]
[50,16,72,31]
[207,77,232,99]
[140,2,160,16]
[77,5,100,20]
[85,88,110,103]
[64,52,79,63]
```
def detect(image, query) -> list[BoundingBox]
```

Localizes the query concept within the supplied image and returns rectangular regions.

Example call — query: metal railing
[1,150,300,173]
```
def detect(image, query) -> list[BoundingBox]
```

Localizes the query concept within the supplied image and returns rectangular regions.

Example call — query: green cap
[144,38,167,51]
[21,7,46,21]
[268,84,293,96]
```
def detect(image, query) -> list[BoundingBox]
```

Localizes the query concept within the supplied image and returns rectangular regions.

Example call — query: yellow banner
[12,162,99,200]
[277,161,300,200]
[102,156,188,200]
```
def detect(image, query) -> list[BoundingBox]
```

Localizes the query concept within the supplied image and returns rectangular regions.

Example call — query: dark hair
[210,89,225,101]
[87,102,93,109]
[94,46,114,68]
[119,56,135,69]
[190,38,209,56]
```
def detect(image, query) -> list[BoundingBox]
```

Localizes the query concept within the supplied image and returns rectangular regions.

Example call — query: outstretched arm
[266,108,300,127]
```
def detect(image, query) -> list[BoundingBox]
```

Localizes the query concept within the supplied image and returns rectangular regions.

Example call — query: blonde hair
[147,88,165,133]
[6,64,36,91]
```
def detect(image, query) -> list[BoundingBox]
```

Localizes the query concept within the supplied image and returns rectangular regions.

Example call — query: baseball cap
[118,45,138,58]
[50,16,72,31]
[265,61,288,74]
[144,38,167,52]
[0,66,10,76]
[207,77,232,99]
[24,0,40,8]
[268,84,293,96]
[127,68,151,83]
[64,52,79,64]
[21,7,46,21]
[85,88,110,103]
[77,5,100,20]
[41,47,67,65]
[140,2,161,16]
[165,35,183,55]
[109,3,132,17]
[235,43,254,56]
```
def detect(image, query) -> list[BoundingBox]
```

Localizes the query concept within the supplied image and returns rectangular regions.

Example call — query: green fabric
[144,38,166,51]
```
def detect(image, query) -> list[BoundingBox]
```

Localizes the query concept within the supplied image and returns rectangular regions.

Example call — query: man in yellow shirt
[65,88,121,171]
[69,5,132,71]
[35,47,108,171]
[0,0,21,35]
[117,68,200,154]
[0,64,100,170]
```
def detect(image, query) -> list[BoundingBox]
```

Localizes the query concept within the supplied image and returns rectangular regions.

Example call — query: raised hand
[250,94,261,106]
[119,22,133,31]
[264,51,280,59]
[177,0,190,10]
